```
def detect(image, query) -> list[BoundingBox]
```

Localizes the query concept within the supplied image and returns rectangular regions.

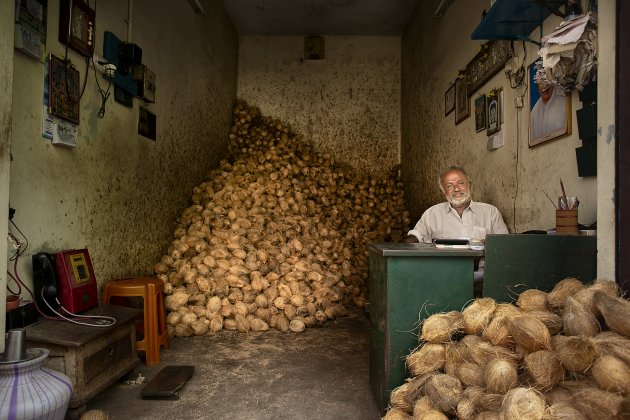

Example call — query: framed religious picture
[474,94,486,132]
[486,89,500,135]
[445,82,456,116]
[465,40,512,96]
[528,59,572,147]
[455,76,470,125]
[48,53,80,124]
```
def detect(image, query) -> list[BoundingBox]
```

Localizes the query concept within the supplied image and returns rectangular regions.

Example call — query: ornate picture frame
[445,82,456,116]
[465,40,511,97]
[455,76,470,125]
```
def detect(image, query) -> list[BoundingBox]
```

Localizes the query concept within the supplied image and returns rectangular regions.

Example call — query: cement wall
[237,36,401,178]
[8,0,238,296]
[402,0,599,238]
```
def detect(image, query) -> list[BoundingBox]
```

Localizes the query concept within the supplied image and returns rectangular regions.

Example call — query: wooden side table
[25,304,141,419]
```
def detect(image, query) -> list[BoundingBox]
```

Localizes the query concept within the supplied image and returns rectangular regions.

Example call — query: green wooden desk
[367,243,483,414]
[483,233,597,302]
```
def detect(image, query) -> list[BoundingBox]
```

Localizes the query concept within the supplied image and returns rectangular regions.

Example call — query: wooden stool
[102,277,169,366]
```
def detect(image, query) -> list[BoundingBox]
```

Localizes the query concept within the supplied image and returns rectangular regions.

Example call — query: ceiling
[221,0,419,36]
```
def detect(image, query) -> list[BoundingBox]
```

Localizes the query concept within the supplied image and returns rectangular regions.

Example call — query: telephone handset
[32,252,59,315]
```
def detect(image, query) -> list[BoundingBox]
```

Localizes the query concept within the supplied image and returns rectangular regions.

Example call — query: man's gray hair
[438,165,472,193]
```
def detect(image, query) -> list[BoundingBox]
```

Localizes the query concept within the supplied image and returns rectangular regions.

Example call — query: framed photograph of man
[528,60,572,147]
[487,89,500,135]
[474,94,486,132]
[455,76,470,125]
[445,82,456,116]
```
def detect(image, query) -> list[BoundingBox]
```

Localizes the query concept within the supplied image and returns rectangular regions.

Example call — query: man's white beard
[448,192,471,207]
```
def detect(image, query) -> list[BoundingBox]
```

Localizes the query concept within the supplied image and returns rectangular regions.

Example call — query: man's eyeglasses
[445,181,467,192]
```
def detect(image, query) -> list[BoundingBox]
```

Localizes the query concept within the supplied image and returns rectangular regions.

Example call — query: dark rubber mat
[141,365,194,400]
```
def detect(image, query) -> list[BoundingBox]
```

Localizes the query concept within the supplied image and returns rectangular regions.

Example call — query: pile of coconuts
[155,100,410,337]
[383,278,630,420]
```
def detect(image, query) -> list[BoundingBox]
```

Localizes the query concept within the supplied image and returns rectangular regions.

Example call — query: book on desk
[433,238,470,249]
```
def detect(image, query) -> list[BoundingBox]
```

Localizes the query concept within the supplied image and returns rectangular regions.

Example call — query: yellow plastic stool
[102,277,169,366]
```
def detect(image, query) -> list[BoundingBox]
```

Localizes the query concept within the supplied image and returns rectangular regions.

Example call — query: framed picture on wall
[445,83,456,116]
[487,89,500,135]
[474,94,486,132]
[528,59,572,147]
[455,76,469,124]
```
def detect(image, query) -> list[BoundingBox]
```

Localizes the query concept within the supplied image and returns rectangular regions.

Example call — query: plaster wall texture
[237,36,401,178]
[402,0,598,237]
[8,0,238,291]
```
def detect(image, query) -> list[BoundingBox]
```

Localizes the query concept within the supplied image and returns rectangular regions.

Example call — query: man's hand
[403,235,419,243]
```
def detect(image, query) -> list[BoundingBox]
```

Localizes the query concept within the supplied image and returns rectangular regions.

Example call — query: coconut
[421,311,463,343]
[289,319,305,333]
[543,386,572,406]
[209,314,223,332]
[413,395,436,416]
[462,298,497,335]
[423,374,463,415]
[517,289,549,312]
[591,355,630,394]
[573,279,620,316]
[507,315,551,352]
[528,310,563,335]
[79,410,109,420]
[544,402,588,420]
[492,303,522,319]
[485,359,518,394]
[563,297,600,337]
[444,342,469,376]
[547,277,585,309]
[461,334,484,347]
[571,386,628,419]
[275,314,289,332]
[407,343,446,377]
[483,316,514,347]
[456,387,483,420]
[405,371,439,407]
[390,382,414,414]
[250,317,269,332]
[166,311,182,326]
[524,350,565,390]
[474,412,501,420]
[416,410,448,420]
[235,314,250,332]
[593,331,630,365]
[456,363,485,388]
[477,393,504,412]
[593,291,630,338]
[468,341,520,368]
[191,319,208,336]
[501,387,546,420]
[174,323,193,337]
[551,335,597,373]
[382,408,411,420]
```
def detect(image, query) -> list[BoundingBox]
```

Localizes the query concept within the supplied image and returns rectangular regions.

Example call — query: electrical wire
[9,219,29,261]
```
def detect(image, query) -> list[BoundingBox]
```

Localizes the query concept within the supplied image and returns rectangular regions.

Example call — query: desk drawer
[84,336,132,384]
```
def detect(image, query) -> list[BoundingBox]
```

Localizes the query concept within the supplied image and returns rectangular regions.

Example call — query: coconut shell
[501,387,546,420]
[528,310,563,335]
[563,296,600,337]
[424,374,463,415]
[551,335,597,373]
[571,386,628,419]
[593,291,630,338]
[547,277,585,309]
[591,355,630,394]
[483,316,514,347]
[485,359,518,394]
[456,362,485,388]
[462,298,497,335]
[544,402,588,420]
[421,311,463,343]
[516,289,549,312]
[407,343,446,377]
[507,315,551,352]
[524,350,565,390]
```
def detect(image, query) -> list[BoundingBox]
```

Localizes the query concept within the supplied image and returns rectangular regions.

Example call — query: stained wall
[401,0,598,236]
[8,0,238,293]
[237,36,401,178]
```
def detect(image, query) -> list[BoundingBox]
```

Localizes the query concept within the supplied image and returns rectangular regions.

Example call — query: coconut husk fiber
[573,279,620,316]
[570,386,629,419]
[543,386,573,406]
[456,386,484,420]
[420,311,463,343]
[407,343,446,377]
[456,362,485,388]
[462,298,496,335]
[468,341,520,367]
[528,310,563,336]
[477,392,504,412]
[474,411,501,420]
[593,331,630,365]
[424,374,463,415]
[548,277,585,309]
[383,407,411,420]
[413,409,448,420]
[544,402,588,420]
[501,387,546,420]
[484,358,518,394]
[524,350,565,390]
[594,291,630,338]
[390,382,416,414]
[507,315,551,353]
[483,316,514,347]
[444,342,470,376]
[413,395,436,416]
[493,303,522,318]
[551,335,597,373]
[591,355,630,394]
[405,372,440,407]
[563,297,601,337]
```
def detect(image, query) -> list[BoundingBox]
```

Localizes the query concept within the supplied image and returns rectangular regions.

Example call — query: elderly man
[404,166,508,243]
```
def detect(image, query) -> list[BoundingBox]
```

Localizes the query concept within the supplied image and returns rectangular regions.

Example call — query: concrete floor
[86,309,381,420]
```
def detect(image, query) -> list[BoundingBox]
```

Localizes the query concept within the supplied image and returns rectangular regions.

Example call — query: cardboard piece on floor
[141,365,194,400]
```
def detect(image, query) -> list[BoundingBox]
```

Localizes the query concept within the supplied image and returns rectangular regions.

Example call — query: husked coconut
[462,298,496,335]
[501,387,545,420]
[591,355,630,394]
[547,277,584,309]
[516,289,549,312]
[563,297,600,337]
[407,343,446,377]
[421,311,463,343]
[484,359,518,394]
[593,291,630,338]
[524,350,565,390]
[424,374,463,415]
